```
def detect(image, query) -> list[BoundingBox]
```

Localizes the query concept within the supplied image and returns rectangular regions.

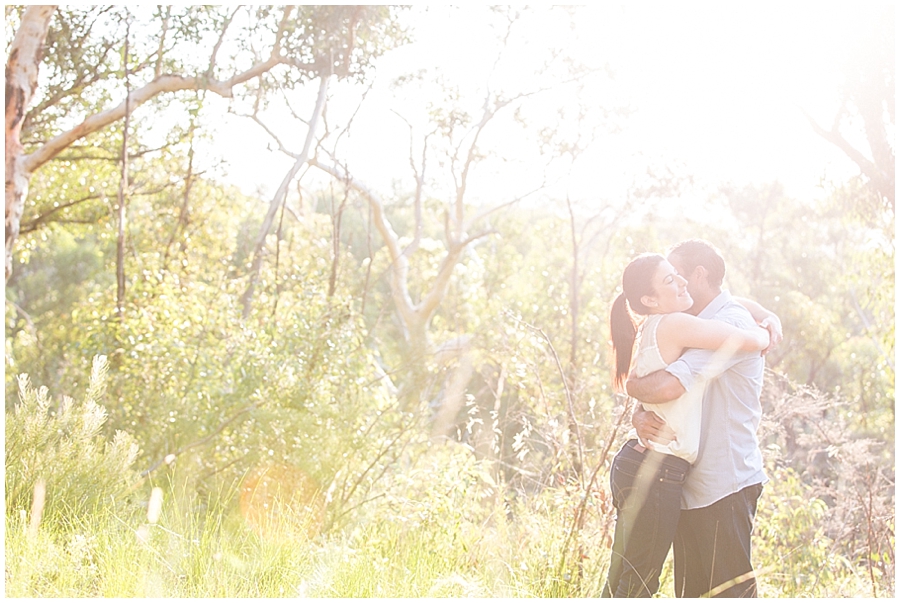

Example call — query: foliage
[757,371,895,596]
[5,355,141,527]
[6,174,894,597]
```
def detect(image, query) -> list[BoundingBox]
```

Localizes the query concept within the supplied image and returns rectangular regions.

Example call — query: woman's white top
[631,314,705,464]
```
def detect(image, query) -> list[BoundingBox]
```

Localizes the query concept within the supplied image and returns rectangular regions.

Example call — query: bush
[5,355,141,527]
[757,370,895,597]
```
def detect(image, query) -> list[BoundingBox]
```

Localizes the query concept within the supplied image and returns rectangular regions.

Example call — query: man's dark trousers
[673,483,763,598]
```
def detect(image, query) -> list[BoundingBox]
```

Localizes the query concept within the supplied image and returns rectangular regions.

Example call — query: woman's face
[643,260,692,314]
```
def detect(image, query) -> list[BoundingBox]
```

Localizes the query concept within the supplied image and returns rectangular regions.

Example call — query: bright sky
[204,3,889,211]
[581,2,873,191]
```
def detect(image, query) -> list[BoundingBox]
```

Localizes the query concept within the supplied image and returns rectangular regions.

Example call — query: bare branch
[466,183,544,230]
[241,75,330,316]
[154,6,171,79]
[391,109,427,256]
[206,6,241,77]
[162,117,197,267]
[447,71,602,244]
[451,93,495,241]
[309,157,417,324]
[50,142,183,162]
[20,192,103,233]
[458,228,495,248]
[279,86,312,126]
[332,76,376,153]
[803,109,880,185]
[244,113,302,159]
[23,54,287,175]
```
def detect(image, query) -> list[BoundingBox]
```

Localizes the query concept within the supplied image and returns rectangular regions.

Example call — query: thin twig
[505,310,584,481]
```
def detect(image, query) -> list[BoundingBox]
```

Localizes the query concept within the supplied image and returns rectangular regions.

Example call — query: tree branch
[154,6,171,79]
[391,109,427,257]
[466,183,544,230]
[451,94,495,243]
[309,157,417,326]
[241,75,330,317]
[244,113,303,159]
[140,402,259,477]
[20,192,103,233]
[803,109,880,184]
[24,54,289,175]
[206,6,240,78]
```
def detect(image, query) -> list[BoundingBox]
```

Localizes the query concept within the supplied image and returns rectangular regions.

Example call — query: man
[626,239,781,598]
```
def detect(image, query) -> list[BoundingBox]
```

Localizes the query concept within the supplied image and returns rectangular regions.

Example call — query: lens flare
[239,463,324,541]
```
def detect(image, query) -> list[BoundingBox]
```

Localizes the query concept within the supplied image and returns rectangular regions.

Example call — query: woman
[601,253,770,598]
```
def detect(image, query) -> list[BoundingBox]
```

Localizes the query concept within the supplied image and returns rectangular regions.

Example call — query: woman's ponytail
[610,292,637,390]
[610,252,664,391]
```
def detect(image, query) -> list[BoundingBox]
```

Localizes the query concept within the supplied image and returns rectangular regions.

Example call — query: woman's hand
[733,296,782,356]
[758,315,782,356]
[632,407,676,446]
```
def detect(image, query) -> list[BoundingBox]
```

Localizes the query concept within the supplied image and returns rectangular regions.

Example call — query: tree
[5,5,404,282]
[304,8,609,415]
[804,5,894,219]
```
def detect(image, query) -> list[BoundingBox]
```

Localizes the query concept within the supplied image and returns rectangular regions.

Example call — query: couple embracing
[602,239,782,598]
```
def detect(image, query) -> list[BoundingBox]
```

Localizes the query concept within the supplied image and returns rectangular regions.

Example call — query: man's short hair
[668,239,726,288]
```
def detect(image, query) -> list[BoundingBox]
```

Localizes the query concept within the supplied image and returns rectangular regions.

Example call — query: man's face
[667,253,700,314]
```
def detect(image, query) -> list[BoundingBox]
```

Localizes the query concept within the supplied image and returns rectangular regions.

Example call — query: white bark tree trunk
[5,5,57,282]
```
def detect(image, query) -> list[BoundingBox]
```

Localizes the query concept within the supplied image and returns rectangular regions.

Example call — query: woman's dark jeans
[601,439,690,598]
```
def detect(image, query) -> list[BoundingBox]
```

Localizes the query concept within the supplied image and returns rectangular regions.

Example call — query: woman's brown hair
[610,253,665,390]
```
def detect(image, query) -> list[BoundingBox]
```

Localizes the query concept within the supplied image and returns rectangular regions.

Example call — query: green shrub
[754,465,836,597]
[5,355,141,527]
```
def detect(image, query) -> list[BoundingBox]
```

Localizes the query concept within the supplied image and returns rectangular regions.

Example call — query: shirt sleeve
[664,303,758,392]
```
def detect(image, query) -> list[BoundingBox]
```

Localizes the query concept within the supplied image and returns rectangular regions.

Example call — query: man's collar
[696,290,731,320]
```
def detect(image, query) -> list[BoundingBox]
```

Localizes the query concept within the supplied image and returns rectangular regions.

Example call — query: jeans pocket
[610,457,641,509]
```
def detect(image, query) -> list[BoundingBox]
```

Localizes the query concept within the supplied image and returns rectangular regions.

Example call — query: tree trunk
[115,16,132,319]
[5,5,57,282]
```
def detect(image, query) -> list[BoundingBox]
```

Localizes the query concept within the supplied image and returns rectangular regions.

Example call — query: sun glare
[207,4,883,214]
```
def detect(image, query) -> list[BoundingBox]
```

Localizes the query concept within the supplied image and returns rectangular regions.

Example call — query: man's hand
[759,315,782,356]
[626,369,686,404]
[632,407,676,446]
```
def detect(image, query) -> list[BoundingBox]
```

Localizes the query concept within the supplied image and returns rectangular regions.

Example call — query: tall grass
[6,440,890,598]
[5,451,586,597]
[5,361,893,597]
